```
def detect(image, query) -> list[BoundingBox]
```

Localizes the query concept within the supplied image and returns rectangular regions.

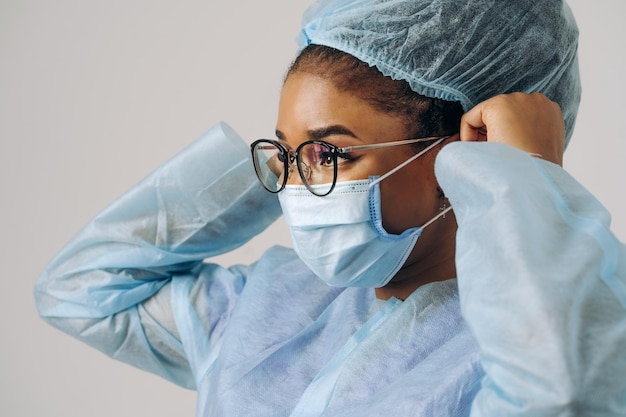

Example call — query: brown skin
[278,73,458,300]
[278,74,566,300]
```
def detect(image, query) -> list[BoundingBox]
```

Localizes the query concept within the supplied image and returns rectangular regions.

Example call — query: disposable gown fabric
[298,0,581,144]
[436,142,626,416]
[35,124,626,416]
[34,123,482,416]
[34,122,284,388]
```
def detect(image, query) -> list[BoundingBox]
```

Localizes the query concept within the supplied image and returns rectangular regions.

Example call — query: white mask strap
[422,205,453,229]
[369,137,446,188]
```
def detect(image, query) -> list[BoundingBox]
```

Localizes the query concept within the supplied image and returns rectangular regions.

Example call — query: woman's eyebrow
[275,129,286,140]
[308,125,357,140]
[275,125,358,142]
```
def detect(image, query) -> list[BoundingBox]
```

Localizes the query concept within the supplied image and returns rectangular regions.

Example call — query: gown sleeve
[435,141,626,417]
[34,122,282,389]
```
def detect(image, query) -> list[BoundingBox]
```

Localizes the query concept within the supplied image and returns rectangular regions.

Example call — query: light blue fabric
[35,124,626,416]
[298,0,581,145]
[278,180,423,288]
[436,142,626,416]
[34,122,284,387]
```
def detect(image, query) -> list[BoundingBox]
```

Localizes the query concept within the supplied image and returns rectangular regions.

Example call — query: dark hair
[287,45,463,143]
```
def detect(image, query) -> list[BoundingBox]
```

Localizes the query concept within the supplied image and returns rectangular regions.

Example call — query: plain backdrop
[1,1,624,416]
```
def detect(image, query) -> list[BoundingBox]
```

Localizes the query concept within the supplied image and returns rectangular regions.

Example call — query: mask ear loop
[422,205,453,228]
[368,136,447,188]
[368,136,453,228]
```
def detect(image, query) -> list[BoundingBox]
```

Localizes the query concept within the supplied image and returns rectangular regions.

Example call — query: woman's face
[276,73,443,234]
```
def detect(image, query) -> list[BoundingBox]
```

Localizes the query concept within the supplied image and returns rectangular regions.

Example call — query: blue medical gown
[35,123,626,416]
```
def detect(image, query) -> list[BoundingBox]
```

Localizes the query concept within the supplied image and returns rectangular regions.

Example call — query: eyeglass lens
[252,142,287,193]
[252,140,337,196]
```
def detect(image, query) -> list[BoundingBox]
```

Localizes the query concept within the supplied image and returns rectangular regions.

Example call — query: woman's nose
[285,153,306,186]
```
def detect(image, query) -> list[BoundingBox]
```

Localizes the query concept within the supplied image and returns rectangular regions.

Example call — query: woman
[35,0,626,416]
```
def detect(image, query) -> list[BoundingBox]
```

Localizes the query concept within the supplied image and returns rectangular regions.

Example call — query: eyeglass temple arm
[339,136,450,152]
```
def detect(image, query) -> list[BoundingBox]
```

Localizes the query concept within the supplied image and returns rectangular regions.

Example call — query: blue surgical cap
[298,0,581,145]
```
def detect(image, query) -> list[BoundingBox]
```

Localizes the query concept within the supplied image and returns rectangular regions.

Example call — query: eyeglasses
[250,135,448,196]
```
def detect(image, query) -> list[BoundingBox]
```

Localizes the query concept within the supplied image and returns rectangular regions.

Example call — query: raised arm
[438,93,626,416]
[34,122,282,388]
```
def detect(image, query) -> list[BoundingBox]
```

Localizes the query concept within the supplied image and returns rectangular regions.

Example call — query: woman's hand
[460,92,566,166]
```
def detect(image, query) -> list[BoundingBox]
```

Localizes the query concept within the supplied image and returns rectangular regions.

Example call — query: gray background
[1,1,624,416]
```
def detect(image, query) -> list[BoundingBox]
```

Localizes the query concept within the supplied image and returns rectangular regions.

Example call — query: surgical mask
[278,142,452,288]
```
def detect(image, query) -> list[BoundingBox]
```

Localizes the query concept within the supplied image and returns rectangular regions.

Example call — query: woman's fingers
[460,93,566,166]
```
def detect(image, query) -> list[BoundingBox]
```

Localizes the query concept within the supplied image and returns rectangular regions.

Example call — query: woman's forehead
[277,74,409,146]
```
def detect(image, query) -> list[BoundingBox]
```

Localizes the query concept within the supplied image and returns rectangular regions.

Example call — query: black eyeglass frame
[250,135,449,197]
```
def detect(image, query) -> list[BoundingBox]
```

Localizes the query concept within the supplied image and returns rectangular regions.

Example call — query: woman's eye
[302,143,356,168]
[304,144,334,167]
[336,152,356,166]
[319,150,334,166]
